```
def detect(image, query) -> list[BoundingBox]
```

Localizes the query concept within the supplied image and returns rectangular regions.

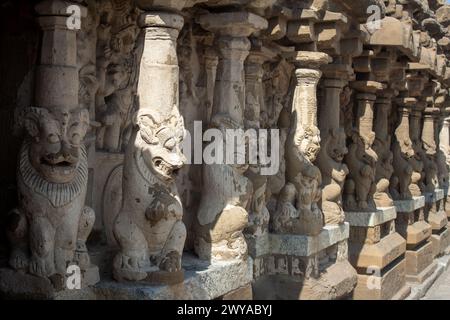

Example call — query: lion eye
[47,134,59,144]
[164,138,176,150]
[72,133,81,145]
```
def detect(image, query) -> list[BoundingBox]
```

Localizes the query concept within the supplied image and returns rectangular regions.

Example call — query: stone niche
[1,0,450,301]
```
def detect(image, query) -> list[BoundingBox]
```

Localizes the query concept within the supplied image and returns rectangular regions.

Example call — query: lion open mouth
[153,157,181,180]
[40,157,77,176]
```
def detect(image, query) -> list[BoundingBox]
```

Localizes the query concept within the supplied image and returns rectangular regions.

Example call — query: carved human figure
[113,110,187,282]
[7,107,96,284]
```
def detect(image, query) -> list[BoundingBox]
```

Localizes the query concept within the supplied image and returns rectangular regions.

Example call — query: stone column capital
[284,51,332,69]
[136,0,188,11]
[198,11,268,38]
[138,11,185,30]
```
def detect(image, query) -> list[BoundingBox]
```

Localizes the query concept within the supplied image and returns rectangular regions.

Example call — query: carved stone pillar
[410,102,426,195]
[344,81,382,211]
[194,11,267,262]
[422,106,439,193]
[4,0,99,292]
[391,98,415,200]
[272,51,331,236]
[373,90,395,207]
[243,43,276,245]
[316,67,348,225]
[112,1,189,283]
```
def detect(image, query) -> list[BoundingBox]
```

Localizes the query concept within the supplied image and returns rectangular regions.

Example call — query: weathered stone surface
[345,207,396,227]
[269,224,349,257]
[349,232,406,269]
[253,260,357,300]
[353,259,408,300]
[405,241,434,281]
[96,254,253,300]
[394,197,425,213]
[405,222,432,246]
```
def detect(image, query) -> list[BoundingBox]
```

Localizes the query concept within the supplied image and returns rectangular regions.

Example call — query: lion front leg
[6,209,29,270]
[73,206,95,270]
[113,211,150,281]
[29,217,55,278]
[158,220,186,273]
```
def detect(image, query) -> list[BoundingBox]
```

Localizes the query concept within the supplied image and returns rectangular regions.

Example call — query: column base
[431,227,450,258]
[0,266,99,300]
[405,241,435,283]
[352,259,410,300]
[253,260,357,300]
[252,224,357,300]
[94,253,253,300]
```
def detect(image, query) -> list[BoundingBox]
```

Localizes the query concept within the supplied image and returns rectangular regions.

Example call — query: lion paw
[29,255,51,278]
[9,250,29,270]
[159,251,181,273]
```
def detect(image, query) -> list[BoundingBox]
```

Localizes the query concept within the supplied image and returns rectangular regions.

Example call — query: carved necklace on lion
[18,142,88,208]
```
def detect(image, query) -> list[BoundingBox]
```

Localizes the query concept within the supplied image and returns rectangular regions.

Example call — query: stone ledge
[407,262,445,300]
[269,223,349,257]
[93,254,253,300]
[350,232,406,269]
[344,207,397,227]
[425,189,445,203]
[394,196,425,213]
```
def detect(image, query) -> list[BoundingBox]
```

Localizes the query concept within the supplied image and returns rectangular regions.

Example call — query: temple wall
[1,0,450,300]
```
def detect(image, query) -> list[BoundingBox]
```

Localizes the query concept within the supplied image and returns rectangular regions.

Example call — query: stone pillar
[344,81,382,212]
[194,11,267,262]
[204,48,219,125]
[273,51,331,236]
[422,105,450,258]
[391,98,415,200]
[316,66,348,225]
[410,103,426,195]
[2,0,99,296]
[257,52,357,301]
[243,43,276,250]
[373,90,394,207]
[112,1,189,284]
[422,107,439,193]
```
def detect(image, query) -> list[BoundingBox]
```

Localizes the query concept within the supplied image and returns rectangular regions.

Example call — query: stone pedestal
[424,189,450,257]
[345,207,410,300]
[252,224,357,300]
[394,196,435,284]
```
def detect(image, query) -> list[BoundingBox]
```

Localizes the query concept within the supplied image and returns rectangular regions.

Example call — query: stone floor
[422,261,450,300]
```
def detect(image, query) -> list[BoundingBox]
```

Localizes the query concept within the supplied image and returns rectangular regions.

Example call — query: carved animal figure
[373,136,394,206]
[391,137,414,200]
[113,110,186,283]
[7,107,97,286]
[316,128,348,224]
[284,125,323,236]
[344,131,378,211]
[194,115,252,262]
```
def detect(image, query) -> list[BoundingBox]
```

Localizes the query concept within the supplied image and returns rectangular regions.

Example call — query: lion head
[135,111,186,182]
[21,107,90,184]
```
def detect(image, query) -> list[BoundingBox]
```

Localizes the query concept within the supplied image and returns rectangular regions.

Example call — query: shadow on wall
[0,0,40,259]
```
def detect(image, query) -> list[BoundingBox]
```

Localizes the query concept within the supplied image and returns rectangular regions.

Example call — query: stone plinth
[425,189,445,203]
[269,224,350,256]
[394,197,425,213]
[345,207,409,300]
[353,259,410,300]
[393,196,434,284]
[345,207,396,227]
[252,224,357,300]
[94,254,253,300]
